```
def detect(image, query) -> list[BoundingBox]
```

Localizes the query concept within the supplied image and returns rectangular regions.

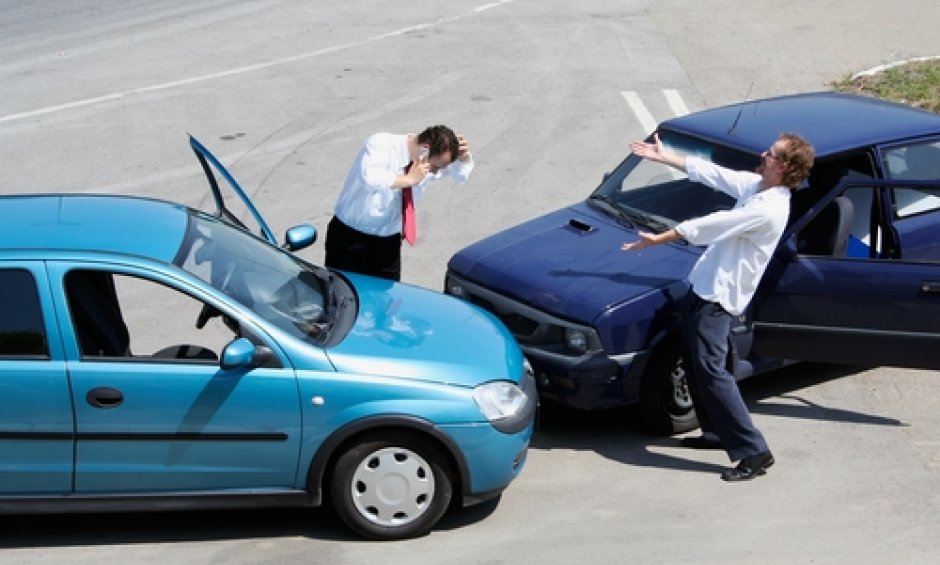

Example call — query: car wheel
[639,342,699,435]
[330,433,453,540]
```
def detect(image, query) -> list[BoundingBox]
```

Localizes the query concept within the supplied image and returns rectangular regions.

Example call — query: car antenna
[727,82,755,136]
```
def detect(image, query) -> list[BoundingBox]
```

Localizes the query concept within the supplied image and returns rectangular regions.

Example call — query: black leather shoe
[679,436,723,450]
[721,451,775,482]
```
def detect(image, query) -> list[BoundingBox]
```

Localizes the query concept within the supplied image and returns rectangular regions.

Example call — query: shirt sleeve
[686,156,761,200]
[444,155,474,184]
[675,205,770,246]
[358,134,398,191]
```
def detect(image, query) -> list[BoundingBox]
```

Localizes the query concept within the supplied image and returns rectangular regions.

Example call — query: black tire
[330,432,453,540]
[638,341,699,435]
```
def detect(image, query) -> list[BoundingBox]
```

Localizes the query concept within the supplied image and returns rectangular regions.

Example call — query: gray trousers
[681,292,769,461]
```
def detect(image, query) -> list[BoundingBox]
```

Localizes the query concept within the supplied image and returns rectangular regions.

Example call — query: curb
[852,55,940,79]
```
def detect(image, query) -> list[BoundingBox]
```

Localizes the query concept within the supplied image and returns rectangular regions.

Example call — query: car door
[189,135,278,245]
[0,264,74,494]
[49,262,303,493]
[751,178,940,369]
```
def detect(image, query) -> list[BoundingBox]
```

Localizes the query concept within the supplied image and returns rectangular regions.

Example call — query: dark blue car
[446,92,940,433]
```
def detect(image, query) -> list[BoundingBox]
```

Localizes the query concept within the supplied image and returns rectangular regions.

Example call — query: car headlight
[473,382,526,420]
[564,328,588,354]
[472,374,537,434]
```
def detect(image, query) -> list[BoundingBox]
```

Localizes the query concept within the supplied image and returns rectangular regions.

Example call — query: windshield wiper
[588,195,672,233]
[318,271,353,338]
[623,207,671,232]
[322,272,335,318]
[587,194,635,227]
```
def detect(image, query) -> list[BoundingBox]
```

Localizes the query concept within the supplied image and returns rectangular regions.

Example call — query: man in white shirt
[325,125,474,281]
[621,132,814,481]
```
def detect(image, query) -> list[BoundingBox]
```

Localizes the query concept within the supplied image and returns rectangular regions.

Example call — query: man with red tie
[325,125,473,281]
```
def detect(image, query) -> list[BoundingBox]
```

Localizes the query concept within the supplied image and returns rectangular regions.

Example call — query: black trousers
[324,216,402,281]
[680,292,768,461]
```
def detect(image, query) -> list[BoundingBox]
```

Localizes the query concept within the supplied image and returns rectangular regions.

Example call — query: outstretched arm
[621,229,682,252]
[629,133,687,172]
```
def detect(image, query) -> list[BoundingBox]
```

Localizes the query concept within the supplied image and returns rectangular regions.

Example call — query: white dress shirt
[674,156,791,316]
[334,133,474,237]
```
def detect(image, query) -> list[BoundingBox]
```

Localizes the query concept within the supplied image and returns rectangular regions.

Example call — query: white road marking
[0,1,517,126]
[621,91,658,136]
[664,89,689,117]
[622,89,691,179]
[622,89,692,133]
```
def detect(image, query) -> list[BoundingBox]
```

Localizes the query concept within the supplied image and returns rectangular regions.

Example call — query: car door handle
[922,281,940,295]
[86,387,124,409]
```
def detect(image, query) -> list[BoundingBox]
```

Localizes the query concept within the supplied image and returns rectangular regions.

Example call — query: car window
[65,270,245,363]
[175,211,339,345]
[882,141,940,218]
[0,269,48,358]
[892,186,940,218]
[883,141,940,181]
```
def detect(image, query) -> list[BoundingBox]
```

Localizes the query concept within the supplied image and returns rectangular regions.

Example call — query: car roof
[660,91,940,158]
[0,194,189,262]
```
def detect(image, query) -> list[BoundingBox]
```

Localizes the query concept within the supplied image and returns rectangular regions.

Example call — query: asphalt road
[2,0,939,563]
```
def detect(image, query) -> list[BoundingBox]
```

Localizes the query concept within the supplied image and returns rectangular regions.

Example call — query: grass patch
[833,57,940,114]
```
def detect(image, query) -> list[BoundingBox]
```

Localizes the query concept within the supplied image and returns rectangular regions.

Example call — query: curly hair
[777,132,815,190]
[417,125,460,162]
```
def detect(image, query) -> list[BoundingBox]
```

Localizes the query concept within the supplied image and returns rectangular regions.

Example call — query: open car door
[189,135,278,245]
[751,178,940,369]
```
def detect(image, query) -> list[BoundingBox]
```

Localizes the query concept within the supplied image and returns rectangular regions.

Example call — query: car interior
[793,154,881,258]
[66,270,219,362]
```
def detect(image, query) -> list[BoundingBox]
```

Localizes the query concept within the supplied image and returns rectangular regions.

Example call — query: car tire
[330,432,453,540]
[638,341,699,435]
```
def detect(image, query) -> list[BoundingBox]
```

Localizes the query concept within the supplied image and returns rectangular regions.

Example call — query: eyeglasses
[764,149,784,161]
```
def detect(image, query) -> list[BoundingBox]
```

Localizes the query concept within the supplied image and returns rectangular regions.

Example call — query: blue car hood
[325,274,524,387]
[449,202,700,323]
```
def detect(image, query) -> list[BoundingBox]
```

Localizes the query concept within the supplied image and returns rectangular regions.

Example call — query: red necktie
[402,161,417,245]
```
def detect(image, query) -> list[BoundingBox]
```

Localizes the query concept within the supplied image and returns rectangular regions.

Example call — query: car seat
[796,196,855,257]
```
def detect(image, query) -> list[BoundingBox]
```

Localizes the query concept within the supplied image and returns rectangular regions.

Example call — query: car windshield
[175,211,340,344]
[590,132,760,230]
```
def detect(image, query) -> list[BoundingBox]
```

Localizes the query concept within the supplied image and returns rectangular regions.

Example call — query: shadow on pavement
[0,507,357,548]
[529,362,904,472]
[0,364,899,547]
[0,495,501,548]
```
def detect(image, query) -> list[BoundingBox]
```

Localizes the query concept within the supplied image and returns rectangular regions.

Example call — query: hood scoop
[566,218,595,234]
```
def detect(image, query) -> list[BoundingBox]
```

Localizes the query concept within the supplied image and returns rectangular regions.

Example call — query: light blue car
[0,136,536,540]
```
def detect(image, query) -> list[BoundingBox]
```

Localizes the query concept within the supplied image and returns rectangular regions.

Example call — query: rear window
[0,269,48,358]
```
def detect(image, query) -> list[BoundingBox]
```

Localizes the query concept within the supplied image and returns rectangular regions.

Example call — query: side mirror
[220,338,278,370]
[283,224,317,252]
[220,338,256,370]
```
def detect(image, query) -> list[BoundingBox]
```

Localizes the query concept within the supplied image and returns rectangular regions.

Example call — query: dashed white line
[621,91,659,135]
[622,89,691,132]
[663,89,689,117]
